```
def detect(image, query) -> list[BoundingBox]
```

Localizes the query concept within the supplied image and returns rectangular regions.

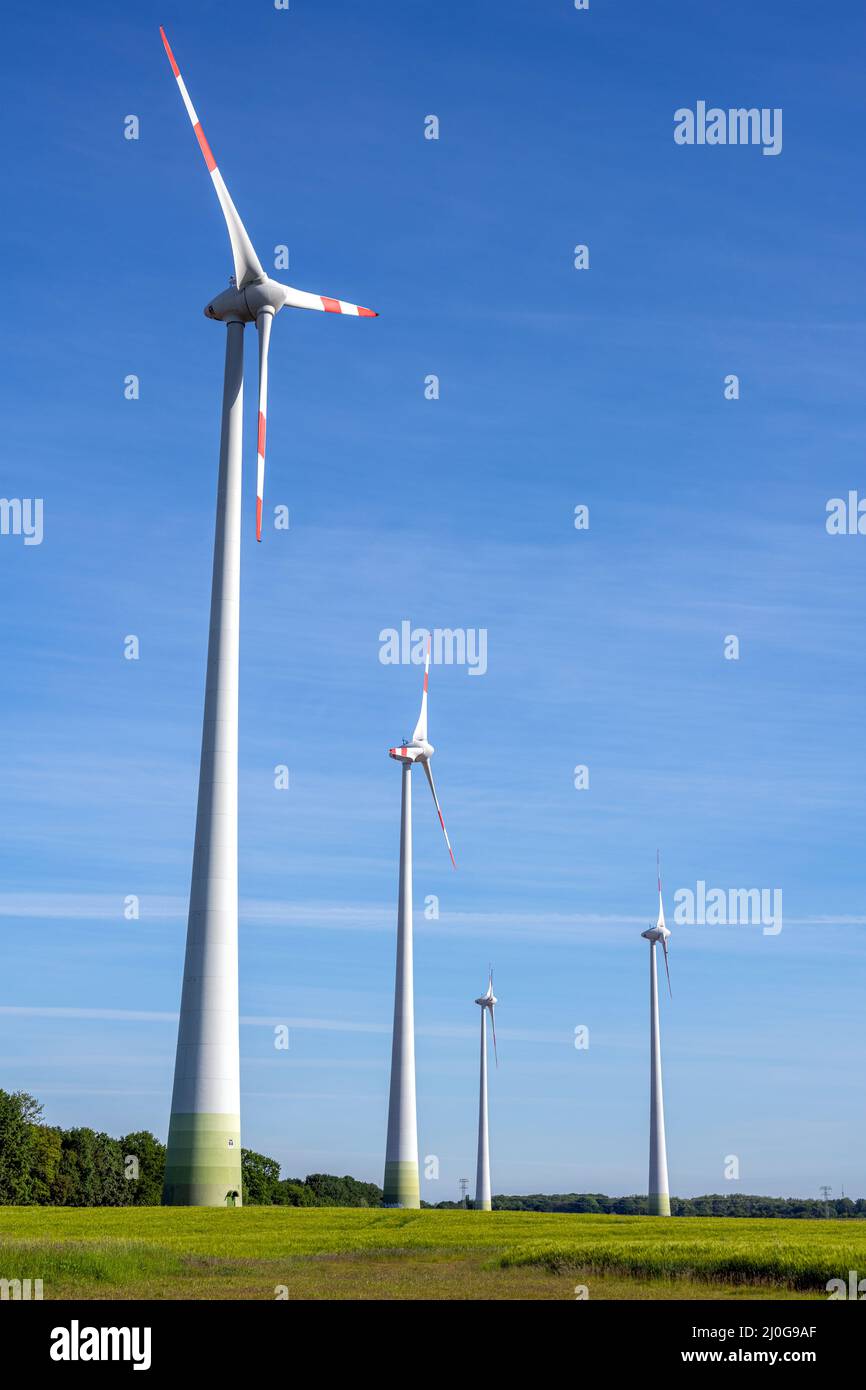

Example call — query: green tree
[241,1149,281,1204]
[29,1125,63,1204]
[118,1131,165,1205]
[0,1089,42,1203]
[54,1128,132,1206]
[273,1179,315,1206]
[304,1173,383,1207]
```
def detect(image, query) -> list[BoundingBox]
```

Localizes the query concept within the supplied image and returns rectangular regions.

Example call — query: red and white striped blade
[411,637,431,744]
[255,310,273,543]
[281,285,378,317]
[421,757,455,869]
[160,28,265,290]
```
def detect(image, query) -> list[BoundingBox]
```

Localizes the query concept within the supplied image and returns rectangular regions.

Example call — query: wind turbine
[158,28,377,1207]
[384,638,455,1207]
[474,969,498,1212]
[641,851,672,1217]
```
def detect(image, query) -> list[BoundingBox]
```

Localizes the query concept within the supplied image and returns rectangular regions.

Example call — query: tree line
[0,1090,381,1208]
[437,1192,866,1218]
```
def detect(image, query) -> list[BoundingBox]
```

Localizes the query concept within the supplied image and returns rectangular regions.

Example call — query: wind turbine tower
[384,638,455,1207]
[641,852,672,1217]
[158,28,376,1205]
[474,971,498,1211]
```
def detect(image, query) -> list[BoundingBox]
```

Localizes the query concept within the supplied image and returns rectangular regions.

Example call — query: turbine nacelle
[204,277,285,323]
[641,924,670,944]
[389,740,434,764]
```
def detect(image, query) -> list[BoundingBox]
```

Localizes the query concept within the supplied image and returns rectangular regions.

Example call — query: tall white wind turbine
[384,639,455,1207]
[158,28,377,1207]
[641,851,672,1217]
[474,970,498,1212]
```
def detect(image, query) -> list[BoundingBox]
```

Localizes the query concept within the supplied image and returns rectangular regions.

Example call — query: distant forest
[437,1193,865,1219]
[0,1090,859,1216]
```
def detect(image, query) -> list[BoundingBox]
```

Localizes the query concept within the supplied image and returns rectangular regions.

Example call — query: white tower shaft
[163,321,244,1206]
[383,762,420,1207]
[475,1007,492,1210]
[648,940,671,1216]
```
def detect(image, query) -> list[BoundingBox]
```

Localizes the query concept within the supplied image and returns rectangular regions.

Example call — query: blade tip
[159,26,180,76]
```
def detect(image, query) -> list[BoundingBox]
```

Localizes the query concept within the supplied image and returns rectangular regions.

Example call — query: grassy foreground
[0,1207,860,1300]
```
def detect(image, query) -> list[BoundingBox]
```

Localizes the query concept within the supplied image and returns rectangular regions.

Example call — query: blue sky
[1,0,865,1200]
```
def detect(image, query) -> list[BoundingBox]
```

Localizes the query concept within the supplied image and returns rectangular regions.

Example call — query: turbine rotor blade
[490,1004,498,1067]
[255,310,273,542]
[421,757,455,868]
[656,848,666,930]
[160,27,265,290]
[412,636,431,744]
[662,937,672,998]
[281,286,378,316]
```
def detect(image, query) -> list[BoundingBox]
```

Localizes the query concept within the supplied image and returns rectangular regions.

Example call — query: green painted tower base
[383,1161,420,1209]
[162,1113,243,1207]
[648,1192,671,1216]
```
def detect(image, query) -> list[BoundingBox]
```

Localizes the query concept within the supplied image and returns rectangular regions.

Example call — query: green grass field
[0,1207,860,1300]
